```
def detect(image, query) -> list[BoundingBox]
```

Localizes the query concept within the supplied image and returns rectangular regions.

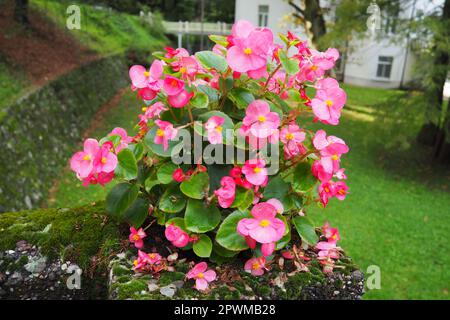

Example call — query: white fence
[162,21,232,35]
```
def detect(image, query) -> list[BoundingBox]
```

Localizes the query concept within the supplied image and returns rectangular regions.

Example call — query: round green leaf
[263,175,292,209]
[229,88,255,109]
[158,185,187,213]
[180,172,209,199]
[213,242,238,258]
[116,148,138,180]
[193,234,213,258]
[157,162,178,184]
[195,51,228,73]
[190,91,209,109]
[231,187,254,211]
[292,161,317,192]
[293,216,319,246]
[128,142,145,161]
[106,183,139,218]
[184,199,221,233]
[123,197,149,228]
[216,210,251,251]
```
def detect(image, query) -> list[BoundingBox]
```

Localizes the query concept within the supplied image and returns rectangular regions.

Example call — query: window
[258,5,269,27]
[376,56,393,79]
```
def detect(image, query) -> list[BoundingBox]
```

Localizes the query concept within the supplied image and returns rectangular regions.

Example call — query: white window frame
[258,5,269,27]
[376,56,393,79]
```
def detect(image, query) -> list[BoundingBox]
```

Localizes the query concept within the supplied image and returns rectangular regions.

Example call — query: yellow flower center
[171,79,179,87]
[285,133,294,140]
[338,189,345,195]
[324,187,330,193]
[332,154,339,160]
[149,253,156,259]
[180,67,187,74]
[156,129,165,137]
[258,115,266,122]
[310,65,318,71]
[142,107,147,112]
[133,260,138,266]
[259,219,270,227]
[252,262,260,270]
[83,155,91,161]
[244,48,252,55]
[132,234,140,241]
[101,157,107,164]
[143,71,150,77]
[197,273,204,279]
[325,99,333,107]
[253,167,261,173]
[216,126,223,133]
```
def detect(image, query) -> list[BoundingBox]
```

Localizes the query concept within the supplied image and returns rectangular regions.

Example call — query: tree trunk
[14,0,29,25]
[288,0,327,48]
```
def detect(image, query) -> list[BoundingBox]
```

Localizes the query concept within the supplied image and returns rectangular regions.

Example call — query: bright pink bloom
[70,138,100,179]
[133,250,162,270]
[312,160,333,182]
[244,257,267,276]
[280,123,306,159]
[318,181,335,207]
[163,75,185,96]
[93,143,118,174]
[165,223,190,248]
[179,56,199,78]
[241,159,268,186]
[109,127,133,153]
[173,168,186,182]
[186,262,216,291]
[154,120,178,151]
[297,49,338,82]
[81,171,114,187]
[129,60,163,90]
[136,87,157,101]
[316,241,340,259]
[313,130,349,174]
[226,20,273,73]
[243,100,280,138]
[237,202,285,244]
[214,176,236,208]
[144,102,168,119]
[167,89,193,108]
[266,198,284,214]
[323,222,340,243]
[129,227,147,249]
[205,116,225,144]
[334,181,348,200]
[261,242,276,257]
[311,84,347,125]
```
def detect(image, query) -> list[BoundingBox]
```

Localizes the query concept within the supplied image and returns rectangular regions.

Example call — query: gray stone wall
[0,55,128,212]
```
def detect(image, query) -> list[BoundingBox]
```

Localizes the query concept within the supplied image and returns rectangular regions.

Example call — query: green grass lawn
[0,57,29,112]
[31,0,167,54]
[49,84,450,300]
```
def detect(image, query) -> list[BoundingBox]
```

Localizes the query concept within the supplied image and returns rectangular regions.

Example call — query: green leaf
[293,216,319,246]
[197,85,219,103]
[158,185,187,213]
[219,77,234,92]
[279,50,300,75]
[263,175,292,209]
[213,241,239,258]
[157,162,178,184]
[180,172,209,199]
[216,210,251,251]
[185,199,221,233]
[144,178,160,192]
[193,234,213,258]
[190,91,209,109]
[229,88,255,109]
[232,188,254,211]
[208,34,228,47]
[165,217,187,231]
[195,51,228,73]
[292,162,317,192]
[106,183,139,218]
[99,135,121,148]
[128,143,144,161]
[144,126,183,157]
[116,148,138,180]
[123,197,149,228]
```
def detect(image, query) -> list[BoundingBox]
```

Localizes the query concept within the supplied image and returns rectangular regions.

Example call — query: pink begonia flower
[165,223,190,248]
[334,181,348,200]
[144,102,168,120]
[226,20,273,73]
[323,222,340,243]
[136,87,157,101]
[179,56,199,78]
[297,48,339,82]
[165,46,190,59]
[243,100,280,139]
[311,84,347,125]
[316,241,340,259]
[70,138,100,179]
[318,181,335,207]
[163,75,185,96]
[312,160,333,182]
[315,77,340,92]
[205,116,225,144]
[335,168,347,180]
[214,176,236,208]
[129,227,147,249]
[237,202,285,246]
[248,65,269,79]
[186,262,216,291]
[281,250,295,260]
[244,257,267,276]
[280,123,306,159]
[173,168,186,182]
[129,60,163,90]
[109,127,133,153]
[241,159,268,186]
[93,143,118,174]
[261,242,276,257]
[313,130,349,175]
[154,120,178,151]
[133,250,150,270]
[266,198,284,214]
[167,89,194,108]
[81,171,114,187]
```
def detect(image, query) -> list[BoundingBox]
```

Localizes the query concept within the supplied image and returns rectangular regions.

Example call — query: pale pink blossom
[129,60,163,90]
[243,100,280,139]
[311,84,347,125]
[186,262,216,291]
[205,116,225,144]
[241,159,268,186]
[244,257,267,276]
[154,120,178,151]
[108,127,133,153]
[70,138,100,179]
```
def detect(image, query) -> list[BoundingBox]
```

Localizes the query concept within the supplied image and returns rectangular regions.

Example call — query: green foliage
[106,183,139,218]
[293,216,318,246]
[116,149,138,180]
[158,185,187,213]
[216,210,251,251]
[184,199,221,233]
[157,162,178,184]
[195,51,228,73]
[180,172,210,199]
[193,234,213,258]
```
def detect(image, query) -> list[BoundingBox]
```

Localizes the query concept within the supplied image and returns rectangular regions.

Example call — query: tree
[14,0,29,25]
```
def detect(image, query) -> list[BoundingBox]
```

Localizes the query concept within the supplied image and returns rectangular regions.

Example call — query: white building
[234,0,444,89]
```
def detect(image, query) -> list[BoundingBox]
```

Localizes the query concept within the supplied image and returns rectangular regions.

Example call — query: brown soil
[0,0,98,85]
